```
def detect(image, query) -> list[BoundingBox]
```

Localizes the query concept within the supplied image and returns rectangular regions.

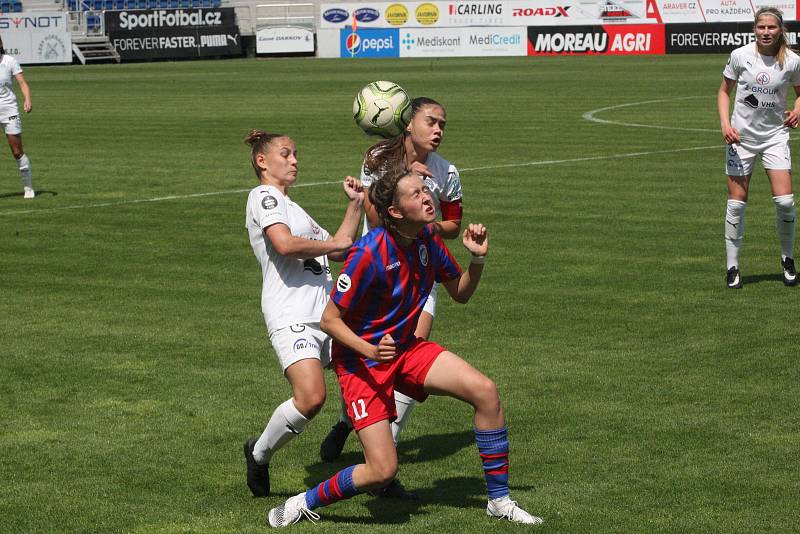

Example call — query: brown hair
[0,36,5,56]
[755,7,791,68]
[243,129,284,179]
[368,169,413,235]
[363,96,445,179]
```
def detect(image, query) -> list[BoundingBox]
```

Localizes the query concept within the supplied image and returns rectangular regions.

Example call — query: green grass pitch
[1,55,798,533]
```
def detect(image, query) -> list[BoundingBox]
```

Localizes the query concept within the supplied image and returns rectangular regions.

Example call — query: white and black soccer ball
[353,81,412,138]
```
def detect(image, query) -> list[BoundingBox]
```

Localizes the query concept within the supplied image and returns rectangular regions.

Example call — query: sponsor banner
[0,12,71,64]
[105,9,240,60]
[527,23,665,54]
[340,27,400,57]
[256,26,315,54]
[665,21,800,53]
[649,0,796,23]
[321,1,653,29]
[399,26,526,56]
[105,8,237,32]
[109,27,241,60]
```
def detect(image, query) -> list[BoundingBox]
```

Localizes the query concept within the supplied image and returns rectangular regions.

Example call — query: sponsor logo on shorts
[728,145,738,156]
[261,195,278,210]
[293,338,319,352]
[290,324,306,333]
[727,159,744,171]
[337,273,352,292]
[418,244,429,267]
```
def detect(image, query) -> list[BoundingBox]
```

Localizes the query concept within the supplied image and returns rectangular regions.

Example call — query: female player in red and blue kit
[266,169,542,527]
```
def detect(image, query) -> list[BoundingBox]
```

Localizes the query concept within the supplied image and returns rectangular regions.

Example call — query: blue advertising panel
[339,26,399,57]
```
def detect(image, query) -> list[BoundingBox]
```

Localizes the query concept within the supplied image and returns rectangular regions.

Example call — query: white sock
[253,398,308,464]
[391,391,416,445]
[17,153,32,189]
[725,199,747,269]
[773,194,796,260]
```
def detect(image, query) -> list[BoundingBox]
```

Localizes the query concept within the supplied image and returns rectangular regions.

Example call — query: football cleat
[267,492,319,528]
[368,478,418,500]
[486,496,543,525]
[782,257,797,286]
[726,266,743,289]
[23,187,34,199]
[319,421,352,462]
[244,438,270,497]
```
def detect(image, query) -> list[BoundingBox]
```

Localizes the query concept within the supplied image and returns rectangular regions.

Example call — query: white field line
[0,143,726,217]
[582,96,719,132]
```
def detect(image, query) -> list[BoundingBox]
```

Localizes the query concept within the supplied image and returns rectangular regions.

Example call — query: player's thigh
[765,169,793,196]
[285,358,326,404]
[727,174,752,201]
[423,351,497,406]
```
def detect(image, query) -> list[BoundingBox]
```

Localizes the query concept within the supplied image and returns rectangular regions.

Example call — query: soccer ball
[353,81,412,138]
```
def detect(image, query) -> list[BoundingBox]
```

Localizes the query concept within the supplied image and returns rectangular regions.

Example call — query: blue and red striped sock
[304,465,359,510]
[474,426,510,499]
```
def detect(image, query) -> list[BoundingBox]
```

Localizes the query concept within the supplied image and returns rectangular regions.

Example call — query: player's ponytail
[244,129,283,179]
[0,36,5,56]
[754,7,791,68]
[368,169,411,236]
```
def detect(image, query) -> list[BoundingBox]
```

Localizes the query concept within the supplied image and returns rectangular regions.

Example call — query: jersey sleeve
[429,232,461,283]
[332,246,376,311]
[791,59,800,86]
[722,50,740,81]
[253,187,290,230]
[439,164,463,221]
[9,56,22,76]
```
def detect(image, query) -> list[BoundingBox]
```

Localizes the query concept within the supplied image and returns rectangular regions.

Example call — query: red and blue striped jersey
[331,225,461,372]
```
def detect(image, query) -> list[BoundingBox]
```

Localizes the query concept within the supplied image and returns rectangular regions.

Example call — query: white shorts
[268,322,331,372]
[422,282,438,316]
[0,113,21,135]
[726,138,791,176]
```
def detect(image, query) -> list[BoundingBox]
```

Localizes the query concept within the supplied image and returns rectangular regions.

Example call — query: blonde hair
[755,7,791,68]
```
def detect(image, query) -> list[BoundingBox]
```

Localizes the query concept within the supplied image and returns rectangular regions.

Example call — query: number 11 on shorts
[351,399,368,421]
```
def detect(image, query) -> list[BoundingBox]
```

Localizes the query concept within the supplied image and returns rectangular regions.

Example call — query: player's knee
[472,376,501,412]
[294,389,326,418]
[372,461,398,487]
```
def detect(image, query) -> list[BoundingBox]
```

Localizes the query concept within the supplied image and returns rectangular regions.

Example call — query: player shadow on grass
[742,273,785,285]
[0,190,57,199]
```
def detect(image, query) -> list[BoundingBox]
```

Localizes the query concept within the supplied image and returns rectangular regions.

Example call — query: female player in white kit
[0,37,33,198]
[319,97,463,498]
[718,7,799,288]
[242,129,363,497]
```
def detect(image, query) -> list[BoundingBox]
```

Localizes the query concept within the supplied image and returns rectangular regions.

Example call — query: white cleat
[486,496,544,525]
[267,492,320,528]
[23,187,35,199]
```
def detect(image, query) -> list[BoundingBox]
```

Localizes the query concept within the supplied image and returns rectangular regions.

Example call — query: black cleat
[244,438,270,497]
[369,479,419,500]
[726,266,743,289]
[782,257,798,286]
[319,421,352,462]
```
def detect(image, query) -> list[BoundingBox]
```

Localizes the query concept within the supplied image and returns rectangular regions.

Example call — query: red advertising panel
[527,23,665,55]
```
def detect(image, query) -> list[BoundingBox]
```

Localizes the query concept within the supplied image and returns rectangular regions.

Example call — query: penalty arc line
[1,144,723,217]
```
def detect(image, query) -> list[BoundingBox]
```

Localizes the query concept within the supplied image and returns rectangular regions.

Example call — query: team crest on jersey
[261,195,278,210]
[337,273,352,292]
[755,72,770,85]
[418,244,429,267]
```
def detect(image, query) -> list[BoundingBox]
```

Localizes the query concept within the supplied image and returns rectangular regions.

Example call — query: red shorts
[336,338,445,431]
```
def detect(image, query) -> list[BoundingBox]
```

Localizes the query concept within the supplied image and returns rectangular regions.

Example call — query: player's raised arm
[442,223,488,304]
[327,176,364,262]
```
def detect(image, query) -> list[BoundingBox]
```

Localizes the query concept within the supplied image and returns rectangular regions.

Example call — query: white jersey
[246,184,332,333]
[723,44,800,143]
[359,151,463,235]
[0,55,21,119]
